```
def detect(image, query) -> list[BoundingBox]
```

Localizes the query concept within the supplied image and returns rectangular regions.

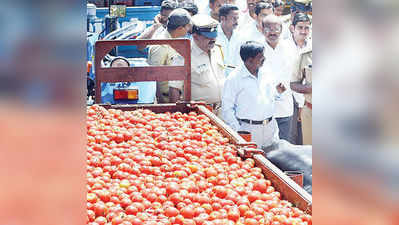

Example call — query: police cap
[191,14,219,39]
[291,0,312,13]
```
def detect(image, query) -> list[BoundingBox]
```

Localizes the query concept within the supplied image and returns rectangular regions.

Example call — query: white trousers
[239,118,280,149]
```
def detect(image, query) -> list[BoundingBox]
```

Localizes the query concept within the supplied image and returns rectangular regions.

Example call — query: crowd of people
[139,0,312,149]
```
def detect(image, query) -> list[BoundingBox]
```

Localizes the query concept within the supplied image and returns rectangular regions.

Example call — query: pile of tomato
[87,105,312,225]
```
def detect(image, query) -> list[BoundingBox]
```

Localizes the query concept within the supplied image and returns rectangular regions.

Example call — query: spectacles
[264,26,282,32]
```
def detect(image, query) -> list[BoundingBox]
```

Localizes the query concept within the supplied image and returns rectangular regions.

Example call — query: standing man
[291,50,312,145]
[261,15,298,142]
[209,0,226,20]
[137,0,178,42]
[216,4,240,77]
[273,0,285,17]
[222,41,286,149]
[281,0,312,40]
[147,8,192,103]
[287,12,311,144]
[169,14,225,114]
[232,2,274,67]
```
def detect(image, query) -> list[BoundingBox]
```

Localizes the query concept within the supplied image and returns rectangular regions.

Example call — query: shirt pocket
[193,64,211,86]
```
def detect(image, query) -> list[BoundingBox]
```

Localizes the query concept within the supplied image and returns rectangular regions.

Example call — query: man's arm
[169,87,181,103]
[221,78,240,131]
[136,23,163,51]
[290,81,312,94]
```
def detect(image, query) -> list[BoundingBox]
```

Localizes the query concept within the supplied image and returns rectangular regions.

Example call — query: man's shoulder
[281,14,291,24]
[226,67,244,82]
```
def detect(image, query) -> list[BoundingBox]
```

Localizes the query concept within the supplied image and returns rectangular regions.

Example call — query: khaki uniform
[169,14,225,115]
[147,30,184,103]
[292,49,312,144]
[169,40,225,106]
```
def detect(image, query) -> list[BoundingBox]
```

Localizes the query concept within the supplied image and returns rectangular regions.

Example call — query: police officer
[169,14,225,114]
[281,0,312,40]
[147,8,192,103]
[291,49,312,145]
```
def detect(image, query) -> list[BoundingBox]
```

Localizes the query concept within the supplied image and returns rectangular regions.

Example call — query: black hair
[255,2,274,16]
[180,2,199,16]
[161,0,178,12]
[209,0,216,4]
[110,57,130,67]
[240,41,265,62]
[273,0,285,8]
[292,12,311,26]
[218,4,239,20]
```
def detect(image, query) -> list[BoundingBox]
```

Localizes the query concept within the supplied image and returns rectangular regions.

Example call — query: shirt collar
[240,64,258,79]
[290,34,308,49]
[192,39,208,57]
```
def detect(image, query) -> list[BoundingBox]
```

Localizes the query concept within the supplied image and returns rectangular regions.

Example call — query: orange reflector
[113,89,139,100]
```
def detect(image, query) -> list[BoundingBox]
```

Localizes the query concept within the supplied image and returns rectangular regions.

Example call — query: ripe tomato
[164,207,179,217]
[86,106,311,224]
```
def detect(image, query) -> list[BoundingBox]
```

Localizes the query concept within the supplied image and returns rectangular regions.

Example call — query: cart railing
[94,39,191,103]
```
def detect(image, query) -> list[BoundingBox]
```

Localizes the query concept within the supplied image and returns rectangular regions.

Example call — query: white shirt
[196,1,211,16]
[262,39,297,118]
[222,65,280,131]
[215,24,241,77]
[232,22,264,68]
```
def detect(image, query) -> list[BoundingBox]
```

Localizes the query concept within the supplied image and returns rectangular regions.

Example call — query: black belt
[238,117,272,125]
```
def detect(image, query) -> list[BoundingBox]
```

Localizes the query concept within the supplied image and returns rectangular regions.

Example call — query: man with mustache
[289,13,312,145]
[216,4,240,77]
[260,15,298,143]
[169,14,225,115]
[232,2,274,67]
[281,0,312,40]
[222,41,286,149]
[287,12,311,138]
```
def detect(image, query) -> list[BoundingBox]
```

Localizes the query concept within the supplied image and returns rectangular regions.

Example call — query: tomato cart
[88,39,311,224]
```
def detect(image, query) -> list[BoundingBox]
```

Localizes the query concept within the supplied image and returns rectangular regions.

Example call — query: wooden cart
[94,39,312,214]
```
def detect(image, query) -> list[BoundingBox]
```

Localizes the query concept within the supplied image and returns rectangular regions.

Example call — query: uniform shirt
[292,49,312,104]
[147,30,184,101]
[286,34,312,107]
[147,30,183,66]
[169,40,225,104]
[262,39,298,118]
[222,65,280,131]
[215,24,241,77]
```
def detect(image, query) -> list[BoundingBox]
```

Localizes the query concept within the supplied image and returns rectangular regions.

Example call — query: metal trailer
[94,39,312,214]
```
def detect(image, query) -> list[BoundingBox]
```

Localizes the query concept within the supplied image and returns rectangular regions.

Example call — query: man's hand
[298,107,302,122]
[276,83,286,94]
[154,14,162,24]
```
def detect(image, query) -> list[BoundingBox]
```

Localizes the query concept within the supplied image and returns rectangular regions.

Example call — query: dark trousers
[276,116,292,142]
[290,100,303,145]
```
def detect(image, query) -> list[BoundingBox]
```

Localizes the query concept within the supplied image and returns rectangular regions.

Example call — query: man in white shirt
[261,15,298,142]
[222,41,286,149]
[232,2,274,67]
[216,4,240,77]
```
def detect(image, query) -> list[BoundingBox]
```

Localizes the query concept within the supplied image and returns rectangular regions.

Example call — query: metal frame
[100,103,312,214]
[94,39,191,103]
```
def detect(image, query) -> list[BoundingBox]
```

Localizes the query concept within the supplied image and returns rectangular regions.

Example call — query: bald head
[262,15,283,48]
[262,14,283,27]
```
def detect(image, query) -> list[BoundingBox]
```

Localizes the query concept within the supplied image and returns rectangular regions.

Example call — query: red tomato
[180,207,195,219]
[164,207,179,217]
[94,216,107,225]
